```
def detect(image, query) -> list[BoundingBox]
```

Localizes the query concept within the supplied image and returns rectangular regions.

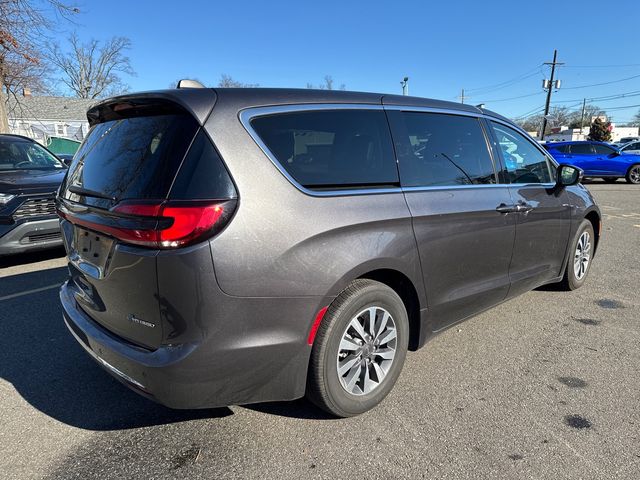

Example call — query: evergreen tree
[587,118,612,142]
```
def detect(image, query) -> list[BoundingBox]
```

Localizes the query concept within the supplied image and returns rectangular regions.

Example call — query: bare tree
[516,105,606,136]
[217,74,258,88]
[306,75,346,90]
[628,109,640,128]
[49,33,135,99]
[0,0,79,132]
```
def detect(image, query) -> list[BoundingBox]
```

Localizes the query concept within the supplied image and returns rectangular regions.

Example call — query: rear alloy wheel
[626,164,640,184]
[307,279,409,417]
[557,219,595,291]
[336,306,397,395]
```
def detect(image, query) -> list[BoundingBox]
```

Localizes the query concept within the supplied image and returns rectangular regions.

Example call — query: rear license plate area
[72,225,114,275]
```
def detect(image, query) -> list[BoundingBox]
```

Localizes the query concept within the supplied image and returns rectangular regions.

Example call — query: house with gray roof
[7,90,95,145]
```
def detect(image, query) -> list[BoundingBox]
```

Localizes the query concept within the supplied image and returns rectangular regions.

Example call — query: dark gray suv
[57,87,601,417]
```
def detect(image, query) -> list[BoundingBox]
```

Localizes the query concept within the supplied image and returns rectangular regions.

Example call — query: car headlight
[0,193,16,205]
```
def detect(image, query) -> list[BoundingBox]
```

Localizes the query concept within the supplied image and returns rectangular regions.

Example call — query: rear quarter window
[249,109,398,190]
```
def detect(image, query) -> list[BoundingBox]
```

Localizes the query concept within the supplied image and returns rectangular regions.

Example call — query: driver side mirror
[556,164,583,187]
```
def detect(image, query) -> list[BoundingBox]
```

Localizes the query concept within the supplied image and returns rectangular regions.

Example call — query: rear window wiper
[68,185,116,201]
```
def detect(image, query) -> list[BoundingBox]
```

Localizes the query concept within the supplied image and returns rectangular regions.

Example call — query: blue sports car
[544,141,640,184]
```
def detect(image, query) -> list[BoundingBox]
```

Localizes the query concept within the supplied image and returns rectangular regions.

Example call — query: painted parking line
[0,283,61,302]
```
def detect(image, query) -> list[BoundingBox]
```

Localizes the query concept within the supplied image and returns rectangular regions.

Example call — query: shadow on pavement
[0,267,232,431]
[0,246,67,270]
[244,398,335,420]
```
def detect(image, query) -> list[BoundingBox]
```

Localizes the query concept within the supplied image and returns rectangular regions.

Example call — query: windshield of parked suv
[0,139,64,171]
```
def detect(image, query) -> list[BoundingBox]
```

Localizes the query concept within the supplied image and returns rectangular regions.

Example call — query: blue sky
[66,0,640,123]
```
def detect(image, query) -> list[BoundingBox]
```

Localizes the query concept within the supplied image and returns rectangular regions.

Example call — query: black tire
[557,219,595,291]
[306,279,409,417]
[601,177,617,183]
[625,164,640,184]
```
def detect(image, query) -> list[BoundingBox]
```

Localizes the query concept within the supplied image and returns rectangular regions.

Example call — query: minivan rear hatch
[57,93,236,350]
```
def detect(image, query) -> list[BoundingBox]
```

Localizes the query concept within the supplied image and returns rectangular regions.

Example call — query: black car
[0,134,66,256]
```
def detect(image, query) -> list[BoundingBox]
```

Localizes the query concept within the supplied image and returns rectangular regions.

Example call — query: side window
[569,143,594,155]
[592,144,615,155]
[490,122,552,184]
[250,110,398,190]
[391,112,496,187]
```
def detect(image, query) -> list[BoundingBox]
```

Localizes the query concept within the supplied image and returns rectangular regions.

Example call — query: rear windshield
[63,113,199,202]
[250,110,398,190]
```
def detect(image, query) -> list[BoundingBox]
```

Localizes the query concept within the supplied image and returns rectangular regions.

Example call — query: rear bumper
[0,217,62,255]
[60,279,327,409]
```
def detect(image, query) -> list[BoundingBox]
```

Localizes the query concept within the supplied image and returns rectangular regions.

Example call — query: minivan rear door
[386,109,516,330]
[57,95,220,350]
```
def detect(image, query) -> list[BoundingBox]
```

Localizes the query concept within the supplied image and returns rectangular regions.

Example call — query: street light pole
[401,77,409,96]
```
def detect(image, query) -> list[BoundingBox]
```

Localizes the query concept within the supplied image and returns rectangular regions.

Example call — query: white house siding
[8,118,89,143]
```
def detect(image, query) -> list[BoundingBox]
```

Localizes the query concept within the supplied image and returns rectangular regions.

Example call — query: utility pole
[579,98,586,137]
[540,49,563,140]
[460,88,465,104]
[401,77,409,96]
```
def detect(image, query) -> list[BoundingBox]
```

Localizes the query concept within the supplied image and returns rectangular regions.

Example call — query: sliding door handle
[515,202,534,213]
[496,203,517,214]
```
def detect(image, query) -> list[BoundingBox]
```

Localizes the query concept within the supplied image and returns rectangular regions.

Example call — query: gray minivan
[57,87,601,417]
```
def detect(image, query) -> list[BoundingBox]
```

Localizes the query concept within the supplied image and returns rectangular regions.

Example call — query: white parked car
[619,141,640,155]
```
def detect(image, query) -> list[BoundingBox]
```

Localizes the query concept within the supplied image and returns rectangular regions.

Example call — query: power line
[463,66,542,95]
[562,73,640,90]
[561,63,640,68]
[601,103,640,111]
[513,106,545,120]
[551,90,640,104]
[477,91,544,103]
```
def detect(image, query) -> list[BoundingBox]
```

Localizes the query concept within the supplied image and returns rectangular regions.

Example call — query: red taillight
[58,200,235,249]
[111,201,230,249]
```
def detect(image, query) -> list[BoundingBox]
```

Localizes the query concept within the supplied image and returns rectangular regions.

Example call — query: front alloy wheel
[573,231,591,280]
[626,164,640,184]
[558,219,595,290]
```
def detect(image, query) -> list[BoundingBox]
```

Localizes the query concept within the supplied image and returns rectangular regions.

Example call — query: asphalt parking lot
[0,182,638,480]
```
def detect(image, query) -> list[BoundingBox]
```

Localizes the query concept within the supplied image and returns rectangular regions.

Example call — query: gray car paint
[58,88,601,409]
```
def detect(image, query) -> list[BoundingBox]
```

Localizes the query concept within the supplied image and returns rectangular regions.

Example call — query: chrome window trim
[239,103,559,197]
[402,184,507,192]
[384,104,482,118]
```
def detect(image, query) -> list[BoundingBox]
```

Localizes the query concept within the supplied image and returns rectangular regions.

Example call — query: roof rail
[176,79,205,89]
